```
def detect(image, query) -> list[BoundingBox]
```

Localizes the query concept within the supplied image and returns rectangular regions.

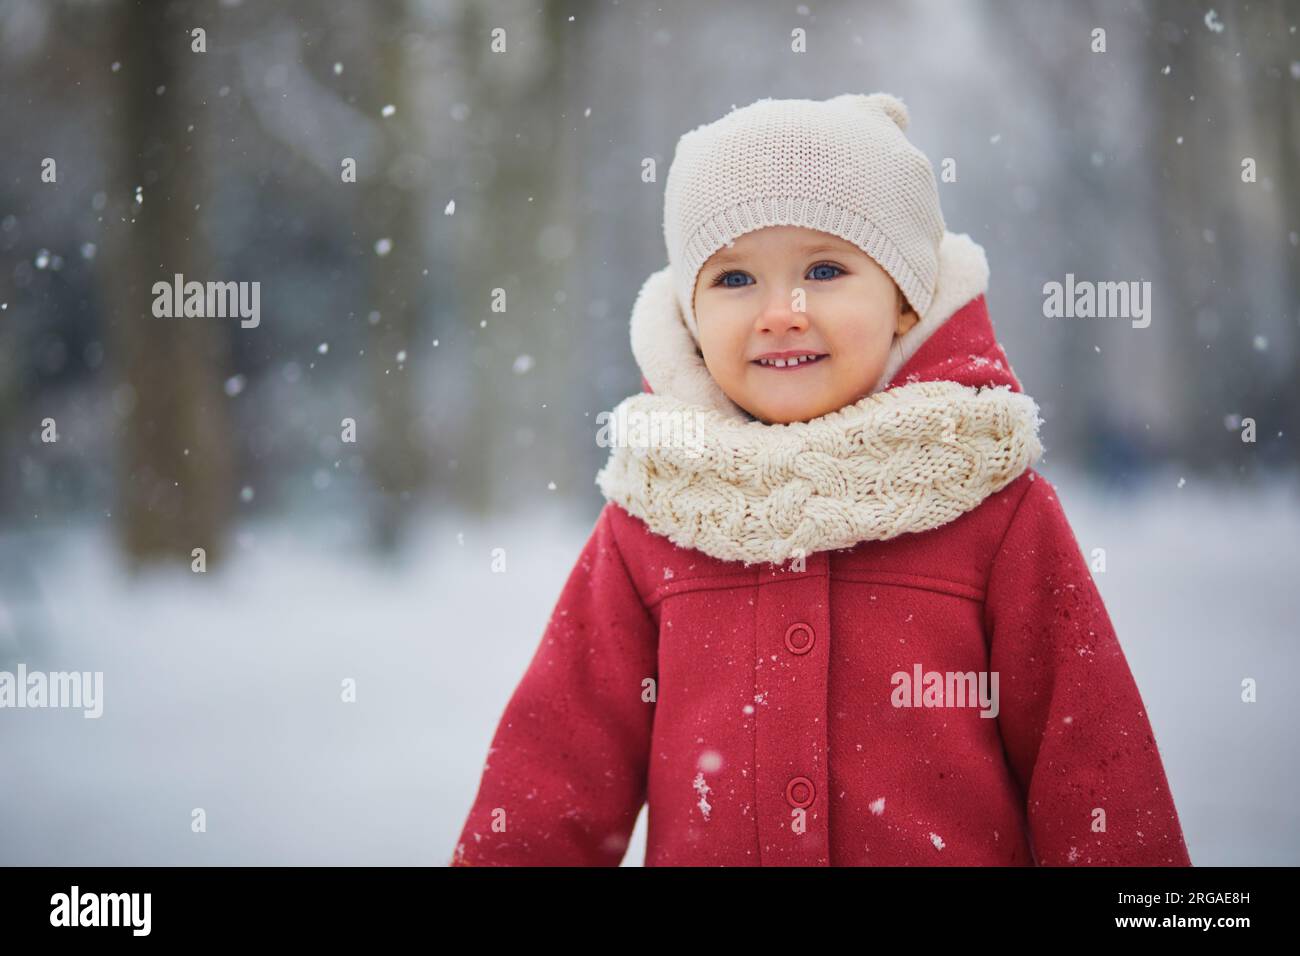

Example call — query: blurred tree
[98,0,234,569]
[1151,0,1299,473]
[449,0,575,515]
[355,0,431,552]
[1264,1,1300,465]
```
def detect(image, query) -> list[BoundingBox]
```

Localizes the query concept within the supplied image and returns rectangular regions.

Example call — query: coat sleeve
[984,474,1192,866]
[449,503,658,866]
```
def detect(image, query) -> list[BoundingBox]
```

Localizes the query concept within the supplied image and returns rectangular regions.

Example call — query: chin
[750,400,831,425]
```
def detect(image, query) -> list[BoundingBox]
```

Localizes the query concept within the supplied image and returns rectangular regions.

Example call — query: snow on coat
[451,232,1191,867]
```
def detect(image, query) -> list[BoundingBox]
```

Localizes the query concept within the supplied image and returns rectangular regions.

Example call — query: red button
[786,776,815,808]
[784,622,814,655]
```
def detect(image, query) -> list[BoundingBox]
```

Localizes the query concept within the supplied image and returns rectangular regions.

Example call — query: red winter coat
[452,252,1191,867]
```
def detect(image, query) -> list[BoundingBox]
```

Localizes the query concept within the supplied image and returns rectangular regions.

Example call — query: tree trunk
[100,0,233,570]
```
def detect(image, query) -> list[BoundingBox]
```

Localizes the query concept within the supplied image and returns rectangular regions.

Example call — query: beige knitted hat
[663,93,946,341]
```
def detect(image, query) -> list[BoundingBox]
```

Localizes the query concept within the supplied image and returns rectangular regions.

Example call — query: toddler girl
[451,93,1191,866]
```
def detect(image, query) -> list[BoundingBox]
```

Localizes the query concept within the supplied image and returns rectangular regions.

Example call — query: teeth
[759,355,821,367]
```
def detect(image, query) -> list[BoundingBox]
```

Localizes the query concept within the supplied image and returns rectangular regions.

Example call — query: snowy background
[1,0,1298,865]
[1,469,1298,865]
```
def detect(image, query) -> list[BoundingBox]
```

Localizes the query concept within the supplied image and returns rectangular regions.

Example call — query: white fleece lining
[627,231,990,421]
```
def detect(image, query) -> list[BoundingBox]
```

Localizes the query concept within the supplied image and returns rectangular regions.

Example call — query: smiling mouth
[752,353,829,370]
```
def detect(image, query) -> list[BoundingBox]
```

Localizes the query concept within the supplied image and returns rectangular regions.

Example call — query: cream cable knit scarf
[595,380,1042,567]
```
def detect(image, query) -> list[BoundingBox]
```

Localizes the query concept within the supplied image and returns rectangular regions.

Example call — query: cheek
[697,304,748,359]
[696,322,744,388]
[828,305,896,359]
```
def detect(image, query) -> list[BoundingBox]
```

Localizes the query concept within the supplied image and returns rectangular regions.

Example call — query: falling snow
[693,771,713,820]
[4,3,1295,871]
[697,749,722,772]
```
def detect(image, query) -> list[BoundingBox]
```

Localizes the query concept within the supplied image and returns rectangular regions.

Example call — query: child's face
[692,226,918,424]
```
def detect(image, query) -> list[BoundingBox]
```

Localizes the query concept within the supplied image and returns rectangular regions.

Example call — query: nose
[755,285,809,336]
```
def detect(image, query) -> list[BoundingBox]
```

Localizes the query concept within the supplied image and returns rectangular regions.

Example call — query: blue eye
[711,264,843,287]
[808,263,843,281]
[717,271,754,288]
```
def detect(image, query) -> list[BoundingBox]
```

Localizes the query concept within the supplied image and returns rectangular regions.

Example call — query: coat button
[784,622,814,655]
[786,776,815,808]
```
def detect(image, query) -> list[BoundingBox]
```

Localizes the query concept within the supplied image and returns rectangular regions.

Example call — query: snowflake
[693,772,713,821]
[697,749,722,772]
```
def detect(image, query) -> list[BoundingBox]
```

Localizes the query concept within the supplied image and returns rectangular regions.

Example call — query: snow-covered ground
[1,469,1297,865]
